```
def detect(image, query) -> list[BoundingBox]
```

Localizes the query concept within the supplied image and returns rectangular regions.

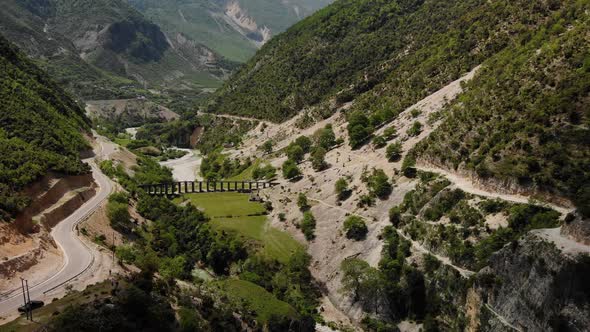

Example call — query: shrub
[261,140,273,154]
[300,211,316,240]
[297,193,310,211]
[372,135,387,149]
[366,169,392,199]
[344,216,368,240]
[383,127,397,140]
[401,154,417,178]
[385,142,403,162]
[252,164,276,180]
[389,206,402,226]
[335,178,351,201]
[358,194,375,208]
[407,121,423,137]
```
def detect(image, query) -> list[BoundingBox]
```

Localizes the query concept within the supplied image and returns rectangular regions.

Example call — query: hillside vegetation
[209,0,580,123]
[0,35,90,221]
[413,1,590,216]
[210,0,590,215]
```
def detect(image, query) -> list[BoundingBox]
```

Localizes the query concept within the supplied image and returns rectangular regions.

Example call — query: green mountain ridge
[0,34,91,221]
[0,0,237,100]
[209,0,590,215]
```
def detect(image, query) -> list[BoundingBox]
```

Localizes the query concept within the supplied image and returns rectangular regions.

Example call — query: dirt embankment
[0,173,97,283]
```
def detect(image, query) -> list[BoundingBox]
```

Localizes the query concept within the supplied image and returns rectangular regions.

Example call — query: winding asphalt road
[0,134,115,317]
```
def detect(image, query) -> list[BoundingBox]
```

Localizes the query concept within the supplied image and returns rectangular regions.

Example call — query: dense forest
[208,0,574,123]
[0,34,90,221]
[413,1,590,217]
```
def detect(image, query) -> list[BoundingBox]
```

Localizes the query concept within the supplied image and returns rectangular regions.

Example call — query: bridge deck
[139,180,276,195]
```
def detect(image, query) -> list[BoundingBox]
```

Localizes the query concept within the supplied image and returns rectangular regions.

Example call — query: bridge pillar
[234,182,238,191]
[199,182,202,192]
[164,183,169,195]
[220,181,224,192]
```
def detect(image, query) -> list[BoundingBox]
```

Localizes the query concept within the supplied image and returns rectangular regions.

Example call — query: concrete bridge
[139,180,277,195]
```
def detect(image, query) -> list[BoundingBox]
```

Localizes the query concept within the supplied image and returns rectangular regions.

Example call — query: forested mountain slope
[208,0,581,122]
[127,0,333,62]
[413,11,590,218]
[0,0,236,100]
[209,0,590,215]
[0,34,90,221]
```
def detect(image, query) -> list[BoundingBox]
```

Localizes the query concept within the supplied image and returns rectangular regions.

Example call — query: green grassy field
[212,279,297,323]
[177,192,266,217]
[176,193,302,263]
[114,137,131,147]
[0,282,113,332]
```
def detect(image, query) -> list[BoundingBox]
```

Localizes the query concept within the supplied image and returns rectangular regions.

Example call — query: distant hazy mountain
[0,0,237,100]
[126,0,333,62]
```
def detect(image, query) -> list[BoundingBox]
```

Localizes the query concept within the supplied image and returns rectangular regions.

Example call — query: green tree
[366,169,392,199]
[314,124,337,150]
[344,216,368,241]
[372,135,387,148]
[310,147,328,171]
[282,159,301,180]
[340,258,370,301]
[295,136,313,153]
[347,112,372,149]
[286,143,305,162]
[300,211,316,240]
[107,194,131,232]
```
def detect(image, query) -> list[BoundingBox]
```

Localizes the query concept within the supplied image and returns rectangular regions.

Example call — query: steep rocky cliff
[472,233,590,331]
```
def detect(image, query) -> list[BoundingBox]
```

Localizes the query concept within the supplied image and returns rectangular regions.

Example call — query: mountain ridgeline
[127,0,333,62]
[0,0,236,100]
[209,0,590,216]
[0,34,90,221]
